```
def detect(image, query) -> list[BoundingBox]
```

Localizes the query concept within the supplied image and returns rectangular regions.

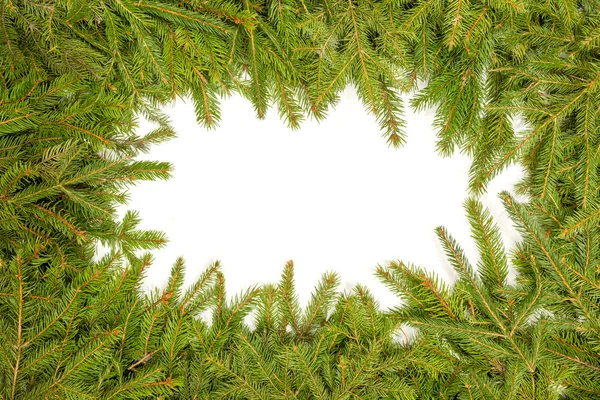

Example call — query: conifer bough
[1,0,600,398]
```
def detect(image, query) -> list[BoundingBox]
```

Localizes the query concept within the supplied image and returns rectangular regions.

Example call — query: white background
[104,86,525,311]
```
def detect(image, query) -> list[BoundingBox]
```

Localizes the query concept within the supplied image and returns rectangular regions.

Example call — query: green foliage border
[1,0,600,398]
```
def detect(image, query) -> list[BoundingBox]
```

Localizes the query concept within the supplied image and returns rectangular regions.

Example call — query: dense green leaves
[379,198,560,399]
[1,0,600,398]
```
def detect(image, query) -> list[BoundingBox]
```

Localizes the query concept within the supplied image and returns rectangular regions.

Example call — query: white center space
[120,86,523,310]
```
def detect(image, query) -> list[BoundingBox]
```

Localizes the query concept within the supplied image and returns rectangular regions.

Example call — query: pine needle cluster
[1,0,600,398]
